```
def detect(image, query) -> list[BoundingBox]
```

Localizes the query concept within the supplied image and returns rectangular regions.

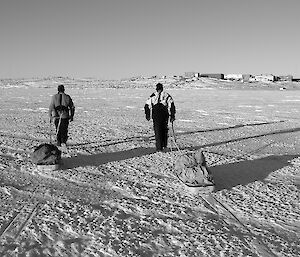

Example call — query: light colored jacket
[49,92,75,119]
[145,91,174,109]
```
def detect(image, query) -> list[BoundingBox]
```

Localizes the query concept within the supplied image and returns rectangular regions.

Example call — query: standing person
[144,83,176,151]
[49,85,75,147]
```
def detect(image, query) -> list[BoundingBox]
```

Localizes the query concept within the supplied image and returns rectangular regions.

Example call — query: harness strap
[55,93,68,113]
[59,93,62,107]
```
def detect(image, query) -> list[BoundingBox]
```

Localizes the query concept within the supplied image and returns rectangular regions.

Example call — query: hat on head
[156,83,163,91]
[57,84,65,92]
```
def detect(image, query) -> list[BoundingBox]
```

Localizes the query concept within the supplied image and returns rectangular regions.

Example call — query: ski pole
[49,119,52,144]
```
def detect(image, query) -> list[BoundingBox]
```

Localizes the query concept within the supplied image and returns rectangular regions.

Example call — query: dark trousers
[54,118,69,145]
[152,104,169,151]
[153,119,169,151]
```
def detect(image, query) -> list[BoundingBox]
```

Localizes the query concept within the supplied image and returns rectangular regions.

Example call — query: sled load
[173,151,215,193]
[31,143,62,170]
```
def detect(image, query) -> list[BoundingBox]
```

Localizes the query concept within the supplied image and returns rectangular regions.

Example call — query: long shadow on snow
[61,126,300,170]
[174,120,285,137]
[65,120,284,148]
[211,154,298,191]
[184,126,300,151]
[61,147,156,170]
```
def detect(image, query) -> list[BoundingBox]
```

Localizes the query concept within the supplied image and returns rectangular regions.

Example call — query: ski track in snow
[0,85,299,256]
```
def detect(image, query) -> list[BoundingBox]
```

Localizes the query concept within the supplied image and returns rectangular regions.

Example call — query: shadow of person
[211,154,298,191]
[61,147,156,170]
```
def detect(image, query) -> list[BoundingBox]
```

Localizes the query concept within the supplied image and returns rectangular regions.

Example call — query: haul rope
[55,113,63,139]
[170,121,182,153]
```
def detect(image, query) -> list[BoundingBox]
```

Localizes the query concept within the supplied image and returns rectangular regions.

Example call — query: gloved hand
[69,117,74,122]
[146,114,150,121]
[170,116,175,123]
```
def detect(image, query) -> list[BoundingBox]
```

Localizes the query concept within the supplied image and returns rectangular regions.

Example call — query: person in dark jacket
[144,83,176,151]
[49,85,75,147]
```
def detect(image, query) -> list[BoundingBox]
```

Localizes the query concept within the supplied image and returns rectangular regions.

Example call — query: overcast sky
[1,0,299,79]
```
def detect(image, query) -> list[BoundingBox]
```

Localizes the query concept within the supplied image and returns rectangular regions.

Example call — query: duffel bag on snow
[31,143,61,165]
[173,151,214,187]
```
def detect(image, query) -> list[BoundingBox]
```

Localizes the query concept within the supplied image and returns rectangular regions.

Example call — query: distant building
[242,74,253,82]
[184,72,197,78]
[225,74,243,81]
[200,73,225,80]
[276,75,293,82]
[254,74,275,82]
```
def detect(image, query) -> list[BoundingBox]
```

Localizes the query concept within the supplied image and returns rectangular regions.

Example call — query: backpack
[31,143,61,165]
[174,151,214,187]
[54,93,69,117]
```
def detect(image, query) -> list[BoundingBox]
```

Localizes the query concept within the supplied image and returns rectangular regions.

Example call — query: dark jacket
[144,91,175,121]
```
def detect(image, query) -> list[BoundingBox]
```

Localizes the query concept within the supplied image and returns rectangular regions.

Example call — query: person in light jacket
[144,83,176,151]
[49,85,75,147]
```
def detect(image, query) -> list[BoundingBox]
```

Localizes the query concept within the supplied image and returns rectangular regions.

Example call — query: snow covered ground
[0,81,299,256]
